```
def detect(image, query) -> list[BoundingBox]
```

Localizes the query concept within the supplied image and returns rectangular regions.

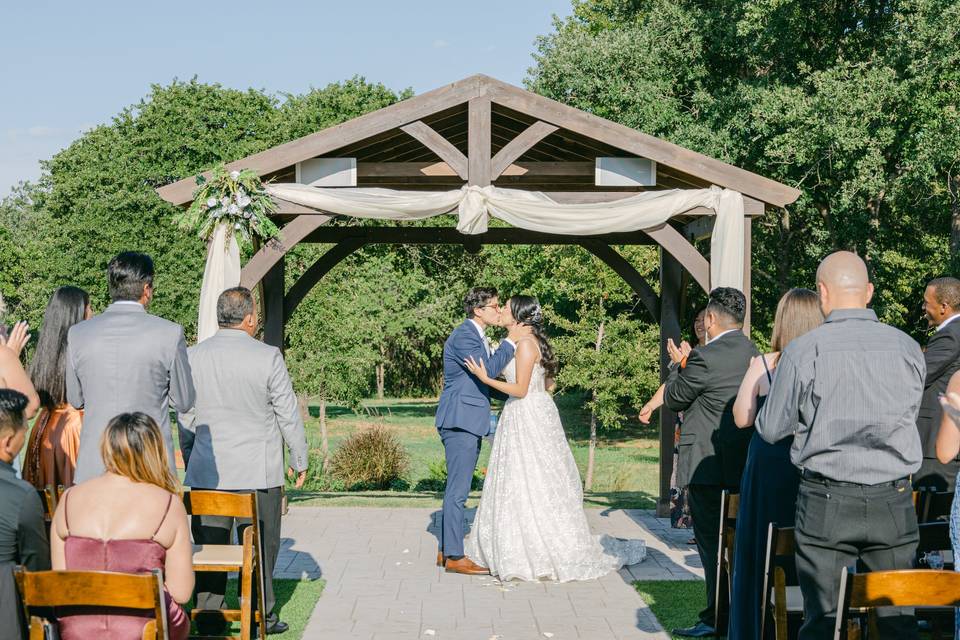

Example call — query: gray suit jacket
[177,329,308,490]
[66,302,195,483]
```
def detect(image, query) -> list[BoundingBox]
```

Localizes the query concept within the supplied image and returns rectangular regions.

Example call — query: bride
[463,295,646,582]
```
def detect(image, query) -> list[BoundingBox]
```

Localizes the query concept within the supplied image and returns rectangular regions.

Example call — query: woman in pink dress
[50,412,193,640]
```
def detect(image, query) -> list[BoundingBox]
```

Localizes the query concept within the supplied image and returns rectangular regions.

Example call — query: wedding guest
[757,251,923,639]
[935,371,960,640]
[937,372,960,640]
[178,287,307,636]
[0,389,50,640]
[914,277,960,491]
[51,412,192,640]
[665,289,758,638]
[0,322,40,419]
[728,288,823,640]
[66,252,195,483]
[22,286,92,490]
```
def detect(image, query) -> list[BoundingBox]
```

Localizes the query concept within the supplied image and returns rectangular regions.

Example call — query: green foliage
[328,426,411,490]
[413,457,485,492]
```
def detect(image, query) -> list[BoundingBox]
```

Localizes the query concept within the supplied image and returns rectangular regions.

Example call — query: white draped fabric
[267,183,744,287]
[197,223,241,342]
[195,184,745,338]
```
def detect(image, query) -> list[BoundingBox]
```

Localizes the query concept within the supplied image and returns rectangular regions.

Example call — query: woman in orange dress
[22,286,91,490]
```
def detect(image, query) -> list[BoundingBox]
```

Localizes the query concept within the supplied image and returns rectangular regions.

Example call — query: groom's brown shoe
[436,551,445,567]
[444,557,490,575]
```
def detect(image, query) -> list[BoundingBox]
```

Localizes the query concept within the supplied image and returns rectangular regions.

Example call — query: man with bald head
[757,251,924,639]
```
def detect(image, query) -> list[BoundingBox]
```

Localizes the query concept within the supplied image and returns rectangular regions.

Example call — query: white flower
[230,170,241,180]
[228,203,240,214]
[210,207,221,218]
[220,196,230,207]
[238,196,251,207]
[243,210,252,219]
[206,197,217,208]
[234,223,241,230]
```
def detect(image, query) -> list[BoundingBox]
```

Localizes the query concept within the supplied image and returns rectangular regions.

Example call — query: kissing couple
[434,287,646,581]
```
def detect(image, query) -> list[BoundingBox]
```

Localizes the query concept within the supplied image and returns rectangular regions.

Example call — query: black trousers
[192,487,282,629]
[795,476,919,639]
[687,483,726,628]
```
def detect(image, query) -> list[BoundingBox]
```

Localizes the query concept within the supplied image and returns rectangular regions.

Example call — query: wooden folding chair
[834,568,960,639]
[714,490,739,632]
[14,567,168,640]
[37,484,57,522]
[760,524,803,640]
[185,490,267,640]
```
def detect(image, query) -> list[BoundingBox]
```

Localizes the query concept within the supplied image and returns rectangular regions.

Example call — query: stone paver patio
[274,507,703,640]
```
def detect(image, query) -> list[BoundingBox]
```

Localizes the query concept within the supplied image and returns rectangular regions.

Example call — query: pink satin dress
[57,493,190,640]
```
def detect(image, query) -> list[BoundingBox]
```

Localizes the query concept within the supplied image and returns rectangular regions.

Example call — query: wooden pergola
[158,74,799,514]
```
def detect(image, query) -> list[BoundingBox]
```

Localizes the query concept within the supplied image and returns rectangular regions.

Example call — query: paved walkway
[275,507,704,640]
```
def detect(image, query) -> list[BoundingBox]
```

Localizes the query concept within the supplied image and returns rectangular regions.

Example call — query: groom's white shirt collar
[706,328,738,345]
[468,318,486,341]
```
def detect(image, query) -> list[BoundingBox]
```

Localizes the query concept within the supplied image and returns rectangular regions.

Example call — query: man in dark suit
[665,288,759,638]
[914,276,960,490]
[0,389,50,639]
[435,287,529,575]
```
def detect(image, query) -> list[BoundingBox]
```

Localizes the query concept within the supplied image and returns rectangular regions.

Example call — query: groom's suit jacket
[435,319,515,437]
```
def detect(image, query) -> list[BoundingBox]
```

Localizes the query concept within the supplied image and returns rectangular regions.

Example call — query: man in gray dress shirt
[179,287,308,636]
[757,251,923,639]
[67,252,195,483]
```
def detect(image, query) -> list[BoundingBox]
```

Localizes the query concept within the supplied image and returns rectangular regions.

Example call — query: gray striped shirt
[756,308,924,484]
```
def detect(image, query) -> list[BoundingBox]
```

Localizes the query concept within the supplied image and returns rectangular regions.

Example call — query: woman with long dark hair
[22,286,91,489]
[463,295,646,581]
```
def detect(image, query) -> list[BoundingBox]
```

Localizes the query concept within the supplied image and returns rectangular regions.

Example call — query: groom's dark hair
[464,287,498,318]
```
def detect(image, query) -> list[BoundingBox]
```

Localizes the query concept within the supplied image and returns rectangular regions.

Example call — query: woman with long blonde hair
[51,412,192,640]
[728,288,824,640]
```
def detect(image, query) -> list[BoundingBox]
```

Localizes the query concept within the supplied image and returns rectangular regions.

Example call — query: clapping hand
[638,404,654,425]
[0,321,30,358]
[940,392,960,427]
[666,338,691,364]
[464,356,490,383]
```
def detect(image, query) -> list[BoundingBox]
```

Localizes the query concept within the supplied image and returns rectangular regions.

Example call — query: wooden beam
[490,121,559,179]
[658,249,683,517]
[262,257,285,349]
[239,215,333,290]
[156,75,484,205]
[399,121,468,179]
[683,216,715,241]
[302,226,657,246]
[743,216,752,334]
[482,75,801,207]
[646,224,711,293]
[354,161,593,178]
[284,238,366,323]
[468,97,492,186]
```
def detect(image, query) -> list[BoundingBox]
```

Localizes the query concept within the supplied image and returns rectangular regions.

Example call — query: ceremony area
[2,1,960,639]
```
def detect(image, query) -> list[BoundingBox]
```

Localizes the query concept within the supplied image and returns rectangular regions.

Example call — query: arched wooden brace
[580,241,661,322]
[283,237,366,323]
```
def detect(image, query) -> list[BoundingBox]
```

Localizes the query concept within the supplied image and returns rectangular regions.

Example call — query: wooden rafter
[398,121,468,179]
[490,121,559,179]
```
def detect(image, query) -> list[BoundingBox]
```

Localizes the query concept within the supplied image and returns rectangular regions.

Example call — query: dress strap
[760,353,774,385]
[151,494,175,541]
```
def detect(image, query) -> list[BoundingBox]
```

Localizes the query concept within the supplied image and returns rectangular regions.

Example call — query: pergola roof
[157,74,800,209]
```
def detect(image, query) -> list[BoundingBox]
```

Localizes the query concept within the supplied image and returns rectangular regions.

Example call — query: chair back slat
[15,568,160,608]
[184,489,256,518]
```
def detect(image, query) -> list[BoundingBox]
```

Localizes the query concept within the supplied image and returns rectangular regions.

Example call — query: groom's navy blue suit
[435,319,515,558]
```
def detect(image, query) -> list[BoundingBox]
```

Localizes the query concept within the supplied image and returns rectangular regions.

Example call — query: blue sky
[0,0,573,197]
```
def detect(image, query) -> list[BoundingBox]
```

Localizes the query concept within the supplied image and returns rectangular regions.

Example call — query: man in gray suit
[179,287,307,636]
[67,251,195,483]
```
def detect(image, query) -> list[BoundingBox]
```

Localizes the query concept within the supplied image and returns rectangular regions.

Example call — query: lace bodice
[503,341,547,395]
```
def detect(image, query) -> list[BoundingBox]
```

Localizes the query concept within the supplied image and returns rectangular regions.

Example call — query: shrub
[328,427,410,490]
[413,457,485,492]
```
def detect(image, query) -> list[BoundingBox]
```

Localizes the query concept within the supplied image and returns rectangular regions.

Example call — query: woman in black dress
[727,288,822,639]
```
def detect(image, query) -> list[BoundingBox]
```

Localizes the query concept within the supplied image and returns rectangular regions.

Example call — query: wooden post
[468,97,491,187]
[262,257,285,349]
[658,249,683,517]
[743,216,752,336]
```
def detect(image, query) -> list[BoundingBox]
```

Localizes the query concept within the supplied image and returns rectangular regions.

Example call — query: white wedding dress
[464,346,646,581]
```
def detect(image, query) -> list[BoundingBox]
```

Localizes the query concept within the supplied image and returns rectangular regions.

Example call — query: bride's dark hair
[509,295,559,378]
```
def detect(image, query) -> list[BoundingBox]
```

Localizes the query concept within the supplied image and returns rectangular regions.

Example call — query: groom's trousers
[687,483,727,630]
[439,427,482,558]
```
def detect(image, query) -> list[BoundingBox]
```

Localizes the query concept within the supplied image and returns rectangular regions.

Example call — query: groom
[435,287,530,575]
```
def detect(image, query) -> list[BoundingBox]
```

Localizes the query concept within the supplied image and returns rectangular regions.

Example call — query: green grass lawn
[191,578,324,639]
[633,580,705,639]
[287,394,662,509]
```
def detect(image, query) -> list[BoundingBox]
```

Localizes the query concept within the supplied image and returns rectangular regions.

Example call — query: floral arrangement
[176,164,279,244]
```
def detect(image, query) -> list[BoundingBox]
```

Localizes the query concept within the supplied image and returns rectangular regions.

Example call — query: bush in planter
[328,427,410,490]
[413,457,485,492]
